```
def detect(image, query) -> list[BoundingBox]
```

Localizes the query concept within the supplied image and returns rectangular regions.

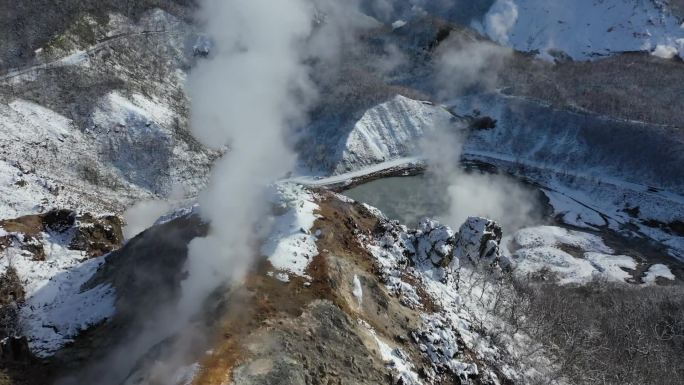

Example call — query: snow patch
[2,232,115,357]
[642,263,675,285]
[508,226,640,284]
[261,183,319,277]
[4,99,74,142]
[481,0,684,60]
[513,226,613,254]
[585,252,637,282]
[91,91,173,129]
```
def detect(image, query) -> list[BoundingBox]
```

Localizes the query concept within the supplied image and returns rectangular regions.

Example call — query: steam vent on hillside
[1,1,684,385]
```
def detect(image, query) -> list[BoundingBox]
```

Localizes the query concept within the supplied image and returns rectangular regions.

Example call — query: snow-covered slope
[480,0,684,60]
[335,95,453,173]
[0,9,214,218]
[0,211,122,356]
[0,93,211,217]
[450,93,684,195]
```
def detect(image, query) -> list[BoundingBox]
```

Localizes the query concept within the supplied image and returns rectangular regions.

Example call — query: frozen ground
[1,226,116,357]
[0,8,213,219]
[504,225,675,285]
[260,183,320,279]
[479,0,684,60]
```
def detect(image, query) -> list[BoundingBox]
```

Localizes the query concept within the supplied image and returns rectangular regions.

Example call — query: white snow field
[505,225,675,285]
[481,0,684,60]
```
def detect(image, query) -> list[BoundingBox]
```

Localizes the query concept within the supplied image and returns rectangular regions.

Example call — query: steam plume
[180,0,316,314]
[427,33,536,234]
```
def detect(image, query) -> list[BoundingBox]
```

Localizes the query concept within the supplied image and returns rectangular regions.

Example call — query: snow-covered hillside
[0,9,214,217]
[480,0,684,60]
[450,93,684,195]
[334,95,453,174]
[0,93,211,218]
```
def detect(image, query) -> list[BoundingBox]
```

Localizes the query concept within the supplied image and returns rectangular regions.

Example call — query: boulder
[453,217,502,267]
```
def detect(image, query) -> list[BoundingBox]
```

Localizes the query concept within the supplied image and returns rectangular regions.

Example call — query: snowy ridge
[0,8,214,219]
[261,183,320,279]
[481,0,684,60]
[0,91,211,218]
[336,95,452,174]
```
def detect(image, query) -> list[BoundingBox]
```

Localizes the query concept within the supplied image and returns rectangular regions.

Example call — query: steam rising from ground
[434,35,512,97]
[427,33,536,233]
[123,200,171,239]
[483,0,519,44]
[420,127,537,234]
[60,1,322,384]
[123,185,186,239]
[181,0,316,318]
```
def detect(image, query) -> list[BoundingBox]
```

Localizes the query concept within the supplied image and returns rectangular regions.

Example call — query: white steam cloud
[428,31,536,234]
[123,185,187,239]
[434,36,512,98]
[484,0,519,45]
[181,0,316,316]
[420,126,537,234]
[123,200,171,239]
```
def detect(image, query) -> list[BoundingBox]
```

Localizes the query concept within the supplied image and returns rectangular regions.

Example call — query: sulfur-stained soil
[189,191,439,385]
[3,192,459,385]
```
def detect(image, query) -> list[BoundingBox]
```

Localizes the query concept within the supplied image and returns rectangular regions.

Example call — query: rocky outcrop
[0,210,123,260]
[453,217,503,266]
[70,213,123,258]
[374,216,504,275]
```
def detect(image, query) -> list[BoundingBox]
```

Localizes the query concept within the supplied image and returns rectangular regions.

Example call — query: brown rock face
[70,214,124,258]
[0,337,33,364]
[0,210,124,260]
[0,267,25,338]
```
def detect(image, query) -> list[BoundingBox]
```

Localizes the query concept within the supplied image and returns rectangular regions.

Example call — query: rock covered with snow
[0,210,123,357]
[415,219,455,268]
[453,217,503,266]
[362,211,527,383]
[411,313,478,382]
[368,216,504,293]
